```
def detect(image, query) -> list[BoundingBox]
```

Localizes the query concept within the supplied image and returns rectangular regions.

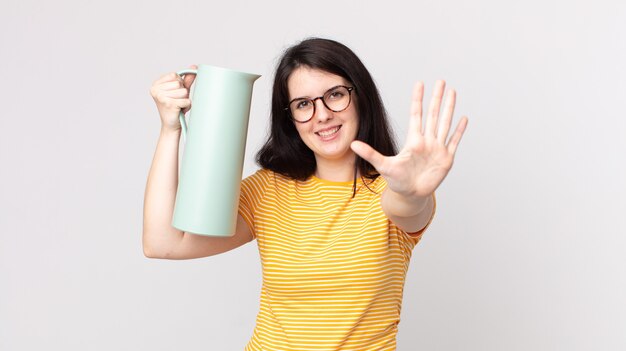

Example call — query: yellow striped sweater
[238,169,436,351]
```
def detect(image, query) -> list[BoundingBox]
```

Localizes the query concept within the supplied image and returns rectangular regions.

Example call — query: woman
[143,38,468,350]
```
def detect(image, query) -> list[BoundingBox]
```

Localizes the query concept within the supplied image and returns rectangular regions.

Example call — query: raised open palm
[351,80,468,198]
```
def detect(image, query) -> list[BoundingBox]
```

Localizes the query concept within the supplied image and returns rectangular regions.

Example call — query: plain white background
[1,0,625,350]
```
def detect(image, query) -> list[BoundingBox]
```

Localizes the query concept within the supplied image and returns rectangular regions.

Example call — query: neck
[314,154,358,182]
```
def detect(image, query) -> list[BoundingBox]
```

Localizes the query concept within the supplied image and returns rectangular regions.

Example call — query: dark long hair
[256,37,397,183]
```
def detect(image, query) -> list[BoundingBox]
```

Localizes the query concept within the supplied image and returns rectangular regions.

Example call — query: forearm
[142,128,185,257]
[381,189,435,233]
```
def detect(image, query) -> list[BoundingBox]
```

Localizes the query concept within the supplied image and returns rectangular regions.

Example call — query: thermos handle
[176,69,198,142]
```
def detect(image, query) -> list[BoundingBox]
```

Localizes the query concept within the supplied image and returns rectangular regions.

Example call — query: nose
[312,98,332,122]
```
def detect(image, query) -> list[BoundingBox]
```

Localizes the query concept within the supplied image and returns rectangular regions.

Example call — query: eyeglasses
[285,85,355,123]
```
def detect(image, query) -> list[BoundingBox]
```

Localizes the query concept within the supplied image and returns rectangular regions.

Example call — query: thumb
[351,140,386,172]
[182,64,198,90]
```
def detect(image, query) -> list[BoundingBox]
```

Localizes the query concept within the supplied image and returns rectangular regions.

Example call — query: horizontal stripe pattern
[239,169,435,351]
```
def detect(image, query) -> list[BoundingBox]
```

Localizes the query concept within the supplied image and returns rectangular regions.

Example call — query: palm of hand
[351,80,468,198]
[382,135,455,197]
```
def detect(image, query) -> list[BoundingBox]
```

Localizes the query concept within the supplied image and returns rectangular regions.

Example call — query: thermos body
[172,64,261,236]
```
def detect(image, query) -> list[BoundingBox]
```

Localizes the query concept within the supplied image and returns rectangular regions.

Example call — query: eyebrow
[290,85,344,102]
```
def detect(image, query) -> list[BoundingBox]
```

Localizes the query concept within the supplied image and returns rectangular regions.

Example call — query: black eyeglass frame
[285,85,355,123]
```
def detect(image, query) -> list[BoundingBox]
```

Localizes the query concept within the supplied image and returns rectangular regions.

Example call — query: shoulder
[241,168,299,196]
[240,169,272,196]
[242,168,272,184]
[242,168,295,187]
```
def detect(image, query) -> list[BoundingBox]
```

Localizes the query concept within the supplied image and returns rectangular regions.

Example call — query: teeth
[318,126,340,137]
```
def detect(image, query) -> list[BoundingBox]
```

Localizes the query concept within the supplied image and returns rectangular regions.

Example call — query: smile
[316,125,341,138]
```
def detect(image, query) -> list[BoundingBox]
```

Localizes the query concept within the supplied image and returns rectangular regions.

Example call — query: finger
[436,88,456,143]
[174,97,192,109]
[447,116,469,156]
[153,88,189,106]
[179,98,192,113]
[350,140,386,172]
[151,83,184,101]
[182,75,195,91]
[182,65,197,90]
[424,80,445,136]
[408,82,424,140]
[165,88,189,99]
[158,81,184,91]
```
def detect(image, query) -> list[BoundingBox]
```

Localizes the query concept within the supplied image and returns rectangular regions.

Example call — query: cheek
[293,123,308,137]
[348,111,360,137]
[350,122,359,140]
[349,103,359,126]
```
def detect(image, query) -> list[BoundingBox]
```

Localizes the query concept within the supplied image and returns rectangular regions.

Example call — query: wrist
[160,126,182,138]
[161,124,181,133]
[382,189,432,218]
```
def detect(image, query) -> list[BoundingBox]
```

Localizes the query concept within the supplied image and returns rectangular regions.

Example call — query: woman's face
[287,67,359,165]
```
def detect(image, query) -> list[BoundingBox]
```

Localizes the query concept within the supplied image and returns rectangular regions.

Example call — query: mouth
[315,125,342,139]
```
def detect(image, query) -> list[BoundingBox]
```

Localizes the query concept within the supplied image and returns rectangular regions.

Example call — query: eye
[295,99,311,109]
[327,88,346,100]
